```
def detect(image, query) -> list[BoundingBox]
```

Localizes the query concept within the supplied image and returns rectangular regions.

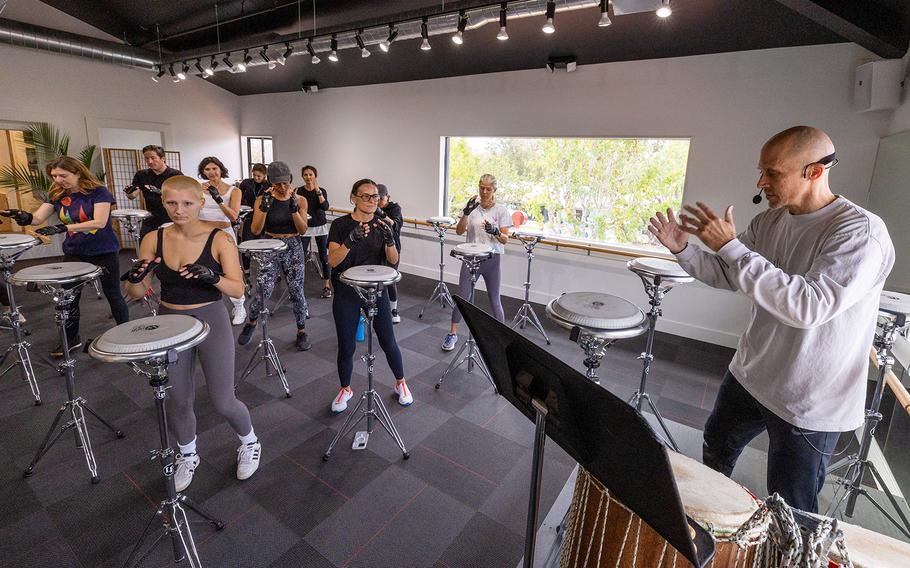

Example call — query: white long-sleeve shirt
[676,196,894,431]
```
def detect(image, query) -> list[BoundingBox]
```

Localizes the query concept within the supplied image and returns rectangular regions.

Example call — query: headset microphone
[752,189,764,204]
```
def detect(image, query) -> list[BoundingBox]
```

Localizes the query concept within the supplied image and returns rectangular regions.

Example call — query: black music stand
[455,296,714,568]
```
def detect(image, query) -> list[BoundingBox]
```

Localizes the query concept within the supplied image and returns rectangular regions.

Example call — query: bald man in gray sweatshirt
[650,126,894,512]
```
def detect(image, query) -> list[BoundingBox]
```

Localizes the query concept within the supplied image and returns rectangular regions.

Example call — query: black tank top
[156,228,224,305]
[264,197,297,234]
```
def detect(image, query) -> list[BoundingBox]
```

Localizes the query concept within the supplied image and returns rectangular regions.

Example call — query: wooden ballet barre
[326,207,672,260]
[869,347,910,417]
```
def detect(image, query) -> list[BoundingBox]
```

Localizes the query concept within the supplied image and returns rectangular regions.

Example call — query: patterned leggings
[249,236,308,328]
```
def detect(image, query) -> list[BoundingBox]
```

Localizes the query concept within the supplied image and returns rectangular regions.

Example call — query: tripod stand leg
[851,461,910,538]
[641,394,680,452]
[82,401,126,437]
[264,340,291,397]
[179,495,226,529]
[16,342,42,404]
[437,338,470,388]
[123,505,168,568]
[373,396,409,458]
[323,394,370,460]
[235,345,263,389]
[23,403,69,477]
[527,305,551,345]
[170,502,202,567]
[71,403,100,483]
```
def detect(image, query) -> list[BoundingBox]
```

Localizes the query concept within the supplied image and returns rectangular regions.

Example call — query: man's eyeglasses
[356,193,380,202]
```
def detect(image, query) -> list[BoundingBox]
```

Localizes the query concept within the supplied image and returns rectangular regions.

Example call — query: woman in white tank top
[198,156,246,323]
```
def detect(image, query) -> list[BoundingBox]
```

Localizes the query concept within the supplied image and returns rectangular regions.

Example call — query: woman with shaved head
[649,126,895,513]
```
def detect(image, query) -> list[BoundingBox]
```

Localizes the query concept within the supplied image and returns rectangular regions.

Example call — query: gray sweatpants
[160,301,253,445]
[451,253,505,324]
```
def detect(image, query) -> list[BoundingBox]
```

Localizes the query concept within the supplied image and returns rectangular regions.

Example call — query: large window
[445,136,690,250]
[243,136,273,177]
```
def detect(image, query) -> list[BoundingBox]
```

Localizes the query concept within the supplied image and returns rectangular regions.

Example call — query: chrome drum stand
[509,233,550,344]
[419,219,456,317]
[0,247,42,404]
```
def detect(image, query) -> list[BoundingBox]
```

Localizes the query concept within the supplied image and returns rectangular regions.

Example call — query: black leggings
[386,260,400,303]
[300,234,330,281]
[332,279,404,388]
[63,251,130,340]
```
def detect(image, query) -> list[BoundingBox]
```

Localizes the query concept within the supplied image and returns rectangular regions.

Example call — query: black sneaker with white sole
[238,323,256,346]
[391,309,401,324]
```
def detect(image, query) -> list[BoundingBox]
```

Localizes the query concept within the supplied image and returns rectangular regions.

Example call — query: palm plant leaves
[0,122,102,201]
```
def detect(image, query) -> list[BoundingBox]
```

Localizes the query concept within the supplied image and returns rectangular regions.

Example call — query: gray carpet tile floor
[0,253,907,567]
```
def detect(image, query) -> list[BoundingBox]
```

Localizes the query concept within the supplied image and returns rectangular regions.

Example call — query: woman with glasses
[198,156,246,325]
[326,179,412,413]
[297,165,332,298]
[441,173,511,352]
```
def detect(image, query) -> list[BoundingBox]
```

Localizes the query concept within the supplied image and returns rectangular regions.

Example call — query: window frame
[241,135,274,179]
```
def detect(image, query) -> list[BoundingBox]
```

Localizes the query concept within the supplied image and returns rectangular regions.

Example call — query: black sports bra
[156,228,224,305]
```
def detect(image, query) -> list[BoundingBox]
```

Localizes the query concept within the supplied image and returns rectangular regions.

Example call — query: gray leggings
[160,302,253,445]
[452,253,505,324]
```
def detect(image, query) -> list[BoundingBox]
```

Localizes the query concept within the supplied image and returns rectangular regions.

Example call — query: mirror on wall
[867,129,910,293]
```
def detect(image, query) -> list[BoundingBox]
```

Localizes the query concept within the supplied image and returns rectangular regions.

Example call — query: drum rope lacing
[729,493,853,568]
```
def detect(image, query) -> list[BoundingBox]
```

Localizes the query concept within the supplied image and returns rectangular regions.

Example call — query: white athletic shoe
[331,387,354,414]
[231,305,247,326]
[391,309,401,324]
[236,441,261,481]
[394,381,413,406]
[174,453,200,492]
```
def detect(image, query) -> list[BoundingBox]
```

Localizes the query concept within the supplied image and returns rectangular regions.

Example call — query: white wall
[886,51,910,135]
[0,43,241,259]
[240,43,894,347]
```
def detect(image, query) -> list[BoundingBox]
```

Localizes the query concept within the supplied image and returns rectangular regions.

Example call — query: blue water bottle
[355,313,366,342]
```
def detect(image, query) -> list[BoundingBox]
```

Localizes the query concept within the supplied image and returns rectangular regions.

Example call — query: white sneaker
[236,441,261,481]
[391,309,401,324]
[394,381,413,406]
[331,387,354,414]
[174,453,200,492]
[231,305,247,326]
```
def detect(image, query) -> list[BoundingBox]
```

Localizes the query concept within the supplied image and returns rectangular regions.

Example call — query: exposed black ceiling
[33,0,910,95]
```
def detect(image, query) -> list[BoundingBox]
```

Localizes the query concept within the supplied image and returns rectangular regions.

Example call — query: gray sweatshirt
[675,196,894,432]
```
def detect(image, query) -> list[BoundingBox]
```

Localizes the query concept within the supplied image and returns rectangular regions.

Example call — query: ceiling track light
[281,43,293,65]
[236,49,251,72]
[194,59,206,75]
[176,62,188,81]
[260,47,276,69]
[452,10,467,45]
[656,0,672,18]
[542,1,556,33]
[222,52,235,72]
[420,17,431,51]
[356,29,370,58]
[328,34,339,62]
[203,57,215,76]
[380,24,398,52]
[497,3,509,40]
[152,65,165,82]
[598,0,612,27]
[307,39,320,64]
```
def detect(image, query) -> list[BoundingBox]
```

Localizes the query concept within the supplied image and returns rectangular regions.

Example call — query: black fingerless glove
[124,185,140,196]
[259,194,273,212]
[183,263,221,285]
[1,209,33,226]
[120,258,160,283]
[345,224,367,248]
[377,221,395,247]
[374,207,387,220]
[144,185,161,195]
[463,197,479,216]
[206,185,223,204]
[483,221,500,236]
[288,196,299,214]
[35,225,67,236]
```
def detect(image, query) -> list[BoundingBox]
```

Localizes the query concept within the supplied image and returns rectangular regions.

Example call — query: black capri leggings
[300,234,330,280]
[332,279,404,388]
[63,251,130,340]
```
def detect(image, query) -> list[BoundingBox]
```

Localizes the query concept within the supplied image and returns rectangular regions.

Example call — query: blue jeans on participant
[702,371,841,513]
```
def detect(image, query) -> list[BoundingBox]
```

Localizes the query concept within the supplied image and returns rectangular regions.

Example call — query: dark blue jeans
[703,372,840,513]
[332,279,404,388]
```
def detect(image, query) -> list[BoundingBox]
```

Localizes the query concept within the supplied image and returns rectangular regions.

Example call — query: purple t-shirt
[53,186,120,256]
